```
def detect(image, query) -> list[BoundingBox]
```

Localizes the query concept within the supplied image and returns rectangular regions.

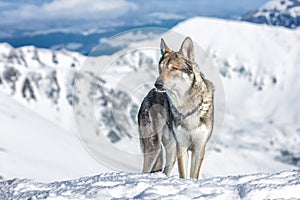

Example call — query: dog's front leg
[162,128,176,176]
[190,145,205,179]
[177,144,188,178]
[162,139,176,176]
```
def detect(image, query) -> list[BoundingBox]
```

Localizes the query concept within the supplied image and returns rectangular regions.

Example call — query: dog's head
[155,37,195,96]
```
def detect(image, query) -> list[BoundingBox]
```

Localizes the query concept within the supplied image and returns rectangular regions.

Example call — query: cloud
[51,42,83,50]
[1,0,137,23]
[0,0,269,38]
[148,12,185,20]
[99,30,161,47]
[0,1,15,8]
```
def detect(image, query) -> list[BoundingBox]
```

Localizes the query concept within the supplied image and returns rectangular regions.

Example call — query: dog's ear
[179,37,194,61]
[160,38,170,55]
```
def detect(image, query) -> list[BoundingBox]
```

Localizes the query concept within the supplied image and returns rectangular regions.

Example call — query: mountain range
[242,0,300,28]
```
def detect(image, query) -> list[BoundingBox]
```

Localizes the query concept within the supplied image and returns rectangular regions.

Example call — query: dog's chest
[173,120,211,148]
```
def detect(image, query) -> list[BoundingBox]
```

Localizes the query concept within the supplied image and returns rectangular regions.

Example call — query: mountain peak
[242,0,300,28]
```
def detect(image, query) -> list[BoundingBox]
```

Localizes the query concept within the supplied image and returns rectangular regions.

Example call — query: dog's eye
[170,66,180,71]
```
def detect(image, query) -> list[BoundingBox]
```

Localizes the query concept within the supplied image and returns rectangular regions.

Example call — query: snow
[260,0,295,12]
[0,92,109,182]
[1,170,299,199]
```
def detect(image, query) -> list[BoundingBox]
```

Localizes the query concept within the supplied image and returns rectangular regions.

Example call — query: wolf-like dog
[138,37,214,179]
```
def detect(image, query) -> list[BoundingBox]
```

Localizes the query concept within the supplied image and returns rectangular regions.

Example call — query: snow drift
[1,170,299,199]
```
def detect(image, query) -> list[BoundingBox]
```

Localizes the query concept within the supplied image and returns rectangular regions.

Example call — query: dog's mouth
[155,87,166,92]
[155,83,177,93]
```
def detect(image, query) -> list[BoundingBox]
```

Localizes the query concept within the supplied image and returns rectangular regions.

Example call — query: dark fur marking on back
[138,88,173,129]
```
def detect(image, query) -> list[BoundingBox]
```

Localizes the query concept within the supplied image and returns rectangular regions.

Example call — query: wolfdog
[138,37,214,179]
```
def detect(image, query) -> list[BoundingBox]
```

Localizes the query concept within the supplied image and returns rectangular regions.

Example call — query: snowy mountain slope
[0,43,83,132]
[0,92,109,182]
[0,43,154,143]
[242,0,300,28]
[1,170,299,199]
[1,16,300,181]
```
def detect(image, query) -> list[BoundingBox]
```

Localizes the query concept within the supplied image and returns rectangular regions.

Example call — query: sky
[0,0,269,32]
[0,0,269,52]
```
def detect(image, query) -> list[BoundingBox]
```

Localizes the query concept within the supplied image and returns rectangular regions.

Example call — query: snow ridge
[1,170,299,199]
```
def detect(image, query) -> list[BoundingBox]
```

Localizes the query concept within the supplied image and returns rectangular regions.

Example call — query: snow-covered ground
[1,170,299,199]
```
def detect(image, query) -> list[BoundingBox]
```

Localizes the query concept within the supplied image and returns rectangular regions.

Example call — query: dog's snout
[155,79,164,90]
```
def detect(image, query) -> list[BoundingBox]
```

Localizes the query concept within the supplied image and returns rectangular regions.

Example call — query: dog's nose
[155,79,164,90]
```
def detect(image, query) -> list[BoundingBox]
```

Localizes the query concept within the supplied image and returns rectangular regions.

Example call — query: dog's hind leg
[144,105,167,173]
[147,124,169,173]
[139,112,163,173]
[141,133,163,173]
[151,148,163,172]
[138,92,169,174]
[142,151,162,173]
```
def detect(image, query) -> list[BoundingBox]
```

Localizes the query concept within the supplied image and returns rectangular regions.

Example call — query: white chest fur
[174,122,211,149]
